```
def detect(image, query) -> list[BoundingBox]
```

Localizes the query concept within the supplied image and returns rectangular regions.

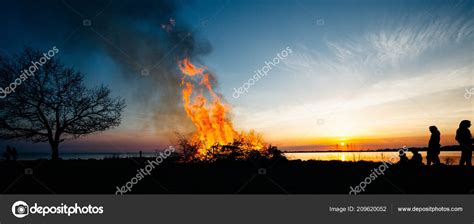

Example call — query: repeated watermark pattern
[0,46,60,99]
[232,46,292,99]
[315,18,325,26]
[464,87,473,99]
[115,146,175,195]
[349,146,409,195]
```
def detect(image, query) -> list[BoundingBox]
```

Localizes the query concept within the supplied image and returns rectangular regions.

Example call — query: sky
[0,0,473,152]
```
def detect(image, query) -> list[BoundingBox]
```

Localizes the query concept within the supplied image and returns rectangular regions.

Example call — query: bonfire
[177,58,273,161]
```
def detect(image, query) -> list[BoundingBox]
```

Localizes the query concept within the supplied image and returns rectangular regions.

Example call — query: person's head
[429,126,438,133]
[459,120,471,129]
[410,148,419,154]
[399,150,407,157]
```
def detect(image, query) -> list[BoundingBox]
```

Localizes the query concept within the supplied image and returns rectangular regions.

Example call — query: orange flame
[178,58,205,76]
[178,58,264,158]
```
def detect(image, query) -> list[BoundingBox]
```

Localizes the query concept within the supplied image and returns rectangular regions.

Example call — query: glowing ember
[178,58,264,158]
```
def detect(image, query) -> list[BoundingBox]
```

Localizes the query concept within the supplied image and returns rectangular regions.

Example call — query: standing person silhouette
[455,120,473,166]
[2,148,10,161]
[11,147,18,161]
[427,126,441,166]
[3,145,12,161]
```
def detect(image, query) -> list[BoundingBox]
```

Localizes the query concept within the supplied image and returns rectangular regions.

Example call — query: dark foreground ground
[0,158,473,194]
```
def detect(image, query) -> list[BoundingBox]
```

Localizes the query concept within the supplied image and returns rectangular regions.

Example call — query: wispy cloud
[284,13,474,79]
[365,15,474,66]
[241,11,474,143]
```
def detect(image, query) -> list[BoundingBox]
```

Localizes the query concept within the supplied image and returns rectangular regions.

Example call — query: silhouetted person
[409,148,423,166]
[455,120,473,166]
[398,150,409,164]
[11,147,18,161]
[2,145,19,161]
[3,145,12,161]
[139,150,143,158]
[427,126,441,166]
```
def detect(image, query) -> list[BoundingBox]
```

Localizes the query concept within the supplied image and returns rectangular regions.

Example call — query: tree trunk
[51,142,59,160]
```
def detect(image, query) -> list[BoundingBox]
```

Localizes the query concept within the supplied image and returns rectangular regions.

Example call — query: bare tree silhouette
[0,48,125,160]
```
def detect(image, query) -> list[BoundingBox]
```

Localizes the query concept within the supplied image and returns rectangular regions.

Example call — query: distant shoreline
[11,145,464,155]
[283,145,461,153]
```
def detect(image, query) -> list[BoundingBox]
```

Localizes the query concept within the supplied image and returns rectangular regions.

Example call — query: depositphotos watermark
[0,46,60,99]
[232,46,292,99]
[464,87,473,99]
[115,146,176,195]
[11,201,103,219]
[349,146,409,195]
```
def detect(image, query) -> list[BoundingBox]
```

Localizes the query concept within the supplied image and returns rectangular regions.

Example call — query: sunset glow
[1,0,471,153]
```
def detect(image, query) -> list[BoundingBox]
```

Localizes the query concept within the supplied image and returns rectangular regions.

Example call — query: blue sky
[0,0,473,152]
[180,0,473,148]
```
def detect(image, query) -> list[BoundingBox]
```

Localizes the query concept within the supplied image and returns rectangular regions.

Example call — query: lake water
[9,151,471,165]
[283,151,467,165]
[14,152,160,161]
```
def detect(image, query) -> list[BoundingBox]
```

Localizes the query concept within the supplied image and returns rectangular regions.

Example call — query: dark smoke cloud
[2,0,213,134]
